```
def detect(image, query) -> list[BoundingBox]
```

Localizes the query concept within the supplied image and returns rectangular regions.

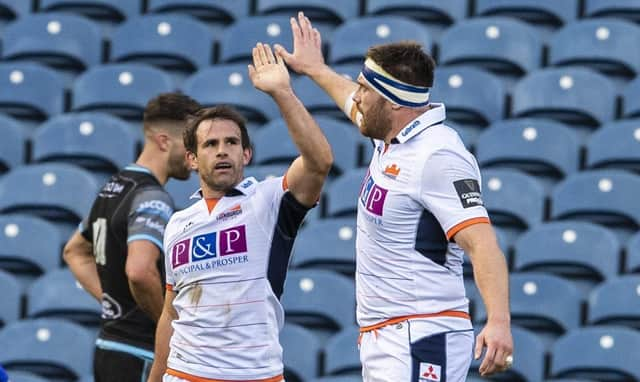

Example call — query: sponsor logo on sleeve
[453,179,483,208]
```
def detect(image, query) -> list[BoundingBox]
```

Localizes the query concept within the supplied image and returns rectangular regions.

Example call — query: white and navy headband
[359,58,430,108]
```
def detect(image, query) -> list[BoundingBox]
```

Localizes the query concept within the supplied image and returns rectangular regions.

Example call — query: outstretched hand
[248,42,291,95]
[274,11,325,76]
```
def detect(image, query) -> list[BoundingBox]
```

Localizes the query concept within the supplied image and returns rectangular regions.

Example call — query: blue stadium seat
[512,68,616,128]
[78,375,94,382]
[481,169,545,229]
[0,114,25,173]
[292,217,357,274]
[219,16,294,64]
[147,0,250,24]
[252,116,361,175]
[514,221,619,285]
[546,380,598,382]
[5,371,49,382]
[165,175,200,211]
[551,326,640,381]
[328,17,432,65]
[365,0,467,25]
[0,164,100,224]
[110,14,213,72]
[430,66,505,127]
[469,326,545,382]
[626,231,640,273]
[0,214,63,276]
[586,120,640,172]
[549,19,640,78]
[292,64,361,120]
[32,112,138,175]
[622,76,640,119]
[584,0,640,23]
[0,269,20,328]
[26,269,101,326]
[0,62,65,120]
[281,269,356,331]
[72,64,174,120]
[439,17,542,76]
[324,168,367,217]
[244,164,289,181]
[588,276,640,329]
[475,0,578,27]
[310,377,362,382]
[256,0,358,25]
[1,13,102,71]
[38,0,140,23]
[476,118,579,180]
[0,0,30,21]
[280,323,321,382]
[323,326,361,376]
[0,318,94,380]
[550,170,640,230]
[182,64,279,123]
[475,273,581,335]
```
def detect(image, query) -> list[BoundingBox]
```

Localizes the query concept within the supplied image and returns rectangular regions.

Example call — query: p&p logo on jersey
[171,225,248,271]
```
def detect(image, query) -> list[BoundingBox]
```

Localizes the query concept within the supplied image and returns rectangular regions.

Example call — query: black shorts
[94,347,152,382]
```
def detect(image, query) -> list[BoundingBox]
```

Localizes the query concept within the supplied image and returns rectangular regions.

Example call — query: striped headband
[360,58,430,108]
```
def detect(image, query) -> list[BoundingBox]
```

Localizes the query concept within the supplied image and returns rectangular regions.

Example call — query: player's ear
[390,103,402,111]
[242,147,252,166]
[187,150,198,170]
[156,133,171,152]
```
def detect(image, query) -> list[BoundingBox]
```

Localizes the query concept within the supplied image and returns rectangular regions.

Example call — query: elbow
[62,243,77,266]
[126,265,155,286]
[317,149,334,175]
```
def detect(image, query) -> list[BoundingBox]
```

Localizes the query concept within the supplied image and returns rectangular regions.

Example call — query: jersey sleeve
[79,215,91,241]
[127,187,175,252]
[419,149,490,240]
[254,175,310,237]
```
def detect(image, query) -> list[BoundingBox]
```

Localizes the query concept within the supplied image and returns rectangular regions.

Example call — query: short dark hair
[183,105,251,155]
[366,41,435,88]
[143,92,201,130]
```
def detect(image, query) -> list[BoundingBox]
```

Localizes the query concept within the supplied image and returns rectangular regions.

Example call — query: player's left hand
[248,42,291,95]
[474,320,513,376]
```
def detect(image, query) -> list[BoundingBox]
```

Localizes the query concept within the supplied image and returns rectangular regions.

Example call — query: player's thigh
[360,321,473,382]
[94,347,148,382]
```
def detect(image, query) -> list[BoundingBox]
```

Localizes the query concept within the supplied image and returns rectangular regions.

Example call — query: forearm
[148,304,175,382]
[129,274,164,322]
[307,64,359,114]
[270,87,333,174]
[472,250,510,323]
[64,252,102,301]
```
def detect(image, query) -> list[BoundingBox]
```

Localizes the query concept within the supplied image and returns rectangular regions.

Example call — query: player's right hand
[275,11,325,76]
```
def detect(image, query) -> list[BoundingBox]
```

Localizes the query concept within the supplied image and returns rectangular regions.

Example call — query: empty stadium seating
[323,326,361,376]
[0,318,94,380]
[365,0,467,26]
[6,371,49,382]
[586,120,640,172]
[430,66,506,127]
[584,0,640,23]
[550,326,640,380]
[72,64,175,120]
[146,0,250,25]
[0,269,20,328]
[439,17,542,76]
[474,0,578,27]
[587,275,640,329]
[0,0,30,22]
[0,114,26,173]
[31,112,138,175]
[0,62,65,120]
[280,323,321,382]
[328,16,432,65]
[323,168,367,218]
[1,13,102,71]
[291,217,357,274]
[626,231,640,273]
[622,76,640,119]
[38,0,140,23]
[181,64,280,123]
[256,0,358,25]
[110,14,213,72]
[219,16,294,63]
[164,175,201,210]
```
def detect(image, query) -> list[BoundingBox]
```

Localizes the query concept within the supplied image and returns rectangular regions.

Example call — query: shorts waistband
[166,368,284,382]
[359,310,471,333]
[95,338,154,361]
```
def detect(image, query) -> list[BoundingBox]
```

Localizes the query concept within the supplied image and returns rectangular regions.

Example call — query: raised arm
[275,12,359,120]
[248,42,333,207]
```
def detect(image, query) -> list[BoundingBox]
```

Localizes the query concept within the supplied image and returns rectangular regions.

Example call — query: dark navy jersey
[80,164,173,349]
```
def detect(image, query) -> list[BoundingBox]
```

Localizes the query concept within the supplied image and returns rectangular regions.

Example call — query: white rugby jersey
[346,101,490,328]
[162,176,308,381]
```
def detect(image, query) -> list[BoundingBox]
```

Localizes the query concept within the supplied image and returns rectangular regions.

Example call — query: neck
[383,106,429,144]
[200,186,227,200]
[136,148,169,185]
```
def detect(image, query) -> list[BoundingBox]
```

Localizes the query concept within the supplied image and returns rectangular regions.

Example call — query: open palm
[248,42,290,95]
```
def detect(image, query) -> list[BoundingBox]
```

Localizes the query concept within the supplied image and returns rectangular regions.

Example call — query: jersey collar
[392,103,446,144]
[189,176,258,200]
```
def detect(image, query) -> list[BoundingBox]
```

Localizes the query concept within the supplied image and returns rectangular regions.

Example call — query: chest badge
[383,164,401,179]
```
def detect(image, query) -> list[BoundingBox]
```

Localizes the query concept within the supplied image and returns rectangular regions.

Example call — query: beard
[359,98,392,140]
[200,165,241,194]
[168,153,191,181]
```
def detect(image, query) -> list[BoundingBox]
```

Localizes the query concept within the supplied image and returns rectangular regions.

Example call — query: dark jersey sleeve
[127,187,175,252]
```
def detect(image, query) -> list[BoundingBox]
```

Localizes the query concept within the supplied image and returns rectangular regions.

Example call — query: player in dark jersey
[63,93,201,382]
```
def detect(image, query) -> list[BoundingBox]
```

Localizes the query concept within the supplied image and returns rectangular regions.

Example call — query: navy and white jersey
[345,101,490,328]
[80,164,172,350]
[162,176,309,381]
